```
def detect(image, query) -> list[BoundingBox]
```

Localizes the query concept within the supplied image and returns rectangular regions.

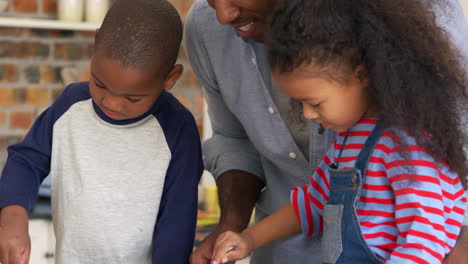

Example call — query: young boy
[0,0,203,263]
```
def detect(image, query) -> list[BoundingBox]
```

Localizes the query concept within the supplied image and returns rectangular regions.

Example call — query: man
[185,0,468,263]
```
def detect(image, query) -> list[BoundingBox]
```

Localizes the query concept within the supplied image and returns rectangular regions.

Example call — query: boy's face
[207,0,278,42]
[89,53,181,120]
[273,65,375,133]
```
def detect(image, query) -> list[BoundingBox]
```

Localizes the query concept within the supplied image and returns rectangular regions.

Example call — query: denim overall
[321,121,385,264]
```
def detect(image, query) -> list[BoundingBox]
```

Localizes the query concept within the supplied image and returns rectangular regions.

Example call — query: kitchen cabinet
[29,219,55,264]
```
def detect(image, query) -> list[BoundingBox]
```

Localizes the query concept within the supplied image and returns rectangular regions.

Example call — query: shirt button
[268,107,275,114]
[252,57,257,65]
[289,152,297,159]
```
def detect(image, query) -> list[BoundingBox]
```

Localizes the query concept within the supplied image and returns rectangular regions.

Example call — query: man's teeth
[238,22,254,32]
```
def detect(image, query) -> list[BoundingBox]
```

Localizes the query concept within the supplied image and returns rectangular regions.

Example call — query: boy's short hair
[95,0,182,77]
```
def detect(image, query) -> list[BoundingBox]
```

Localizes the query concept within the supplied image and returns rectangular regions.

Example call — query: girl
[210,0,468,263]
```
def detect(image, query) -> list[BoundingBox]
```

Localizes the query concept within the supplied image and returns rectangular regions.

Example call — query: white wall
[462,0,468,20]
[200,99,216,187]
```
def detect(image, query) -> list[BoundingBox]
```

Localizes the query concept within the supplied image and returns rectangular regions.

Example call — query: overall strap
[335,130,350,169]
[354,120,385,176]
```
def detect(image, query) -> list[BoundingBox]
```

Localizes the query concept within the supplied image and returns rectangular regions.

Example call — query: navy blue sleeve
[0,82,90,211]
[151,93,204,264]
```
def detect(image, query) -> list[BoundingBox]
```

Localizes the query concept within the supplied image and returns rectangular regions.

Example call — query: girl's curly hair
[268,0,468,184]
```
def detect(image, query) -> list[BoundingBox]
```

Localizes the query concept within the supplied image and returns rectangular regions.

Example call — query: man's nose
[213,0,240,25]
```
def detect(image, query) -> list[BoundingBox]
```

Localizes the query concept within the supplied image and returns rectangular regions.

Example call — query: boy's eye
[126,97,141,103]
[94,80,105,89]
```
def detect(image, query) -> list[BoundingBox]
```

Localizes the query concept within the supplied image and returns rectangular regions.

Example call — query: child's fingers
[214,231,237,246]
[19,246,30,264]
[211,245,236,264]
[219,248,246,264]
[211,236,240,264]
[212,231,238,257]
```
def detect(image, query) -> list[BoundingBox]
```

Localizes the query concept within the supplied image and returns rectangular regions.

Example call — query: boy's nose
[302,103,319,120]
[213,0,240,25]
[102,94,124,113]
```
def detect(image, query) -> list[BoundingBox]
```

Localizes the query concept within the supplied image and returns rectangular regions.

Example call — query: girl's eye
[126,97,141,103]
[312,103,321,108]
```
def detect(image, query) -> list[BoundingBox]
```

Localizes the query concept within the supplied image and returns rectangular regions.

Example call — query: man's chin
[234,24,267,42]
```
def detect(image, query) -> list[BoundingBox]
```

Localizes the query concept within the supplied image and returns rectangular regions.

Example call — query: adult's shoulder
[186,0,217,30]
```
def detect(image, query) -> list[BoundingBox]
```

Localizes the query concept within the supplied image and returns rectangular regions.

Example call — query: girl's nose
[302,103,319,120]
[213,0,240,25]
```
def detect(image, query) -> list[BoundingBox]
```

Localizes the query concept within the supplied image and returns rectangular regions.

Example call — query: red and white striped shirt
[291,118,467,264]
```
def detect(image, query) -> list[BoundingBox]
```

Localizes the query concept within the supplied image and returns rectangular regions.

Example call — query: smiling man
[184,0,468,264]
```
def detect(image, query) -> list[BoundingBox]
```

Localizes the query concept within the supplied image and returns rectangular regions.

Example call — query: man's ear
[163,64,183,91]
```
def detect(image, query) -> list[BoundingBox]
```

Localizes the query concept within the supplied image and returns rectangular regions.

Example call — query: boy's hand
[0,205,30,264]
[210,231,254,264]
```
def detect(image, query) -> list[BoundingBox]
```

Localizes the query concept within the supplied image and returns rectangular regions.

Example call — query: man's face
[207,0,278,42]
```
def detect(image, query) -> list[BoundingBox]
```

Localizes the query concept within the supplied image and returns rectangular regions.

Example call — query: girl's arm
[211,140,336,264]
[211,203,301,264]
[243,203,301,248]
[384,147,467,264]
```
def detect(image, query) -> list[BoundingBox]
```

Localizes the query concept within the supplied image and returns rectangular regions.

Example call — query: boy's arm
[151,115,204,264]
[0,83,83,211]
[0,83,85,264]
[0,109,54,212]
[0,205,30,264]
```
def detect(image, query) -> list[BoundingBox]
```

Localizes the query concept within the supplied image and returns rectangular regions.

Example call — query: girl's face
[272,64,376,133]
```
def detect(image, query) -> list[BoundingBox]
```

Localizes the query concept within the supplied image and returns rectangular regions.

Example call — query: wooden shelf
[0,17,100,31]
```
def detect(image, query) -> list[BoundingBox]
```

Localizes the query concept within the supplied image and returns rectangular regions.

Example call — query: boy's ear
[163,64,183,91]
[94,28,100,40]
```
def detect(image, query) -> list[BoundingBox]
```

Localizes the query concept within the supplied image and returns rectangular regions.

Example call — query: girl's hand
[210,231,255,264]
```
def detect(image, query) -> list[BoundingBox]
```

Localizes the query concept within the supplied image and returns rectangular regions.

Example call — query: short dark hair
[268,0,468,183]
[95,0,182,78]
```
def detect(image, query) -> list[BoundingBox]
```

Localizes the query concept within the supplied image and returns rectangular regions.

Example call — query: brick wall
[0,0,203,166]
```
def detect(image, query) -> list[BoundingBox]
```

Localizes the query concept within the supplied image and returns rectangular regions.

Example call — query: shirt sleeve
[384,145,467,264]
[290,142,335,237]
[0,84,83,211]
[184,5,265,182]
[151,114,204,264]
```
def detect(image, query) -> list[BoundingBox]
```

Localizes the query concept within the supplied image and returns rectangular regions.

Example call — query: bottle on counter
[85,0,110,24]
[58,0,84,22]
